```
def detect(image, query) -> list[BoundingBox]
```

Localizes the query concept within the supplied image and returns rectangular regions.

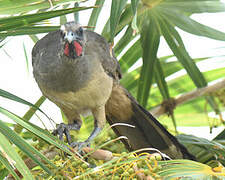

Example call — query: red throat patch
[64,41,82,57]
[74,41,82,56]
[64,43,69,56]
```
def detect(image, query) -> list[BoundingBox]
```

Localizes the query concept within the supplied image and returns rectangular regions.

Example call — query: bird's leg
[52,118,82,145]
[70,106,106,151]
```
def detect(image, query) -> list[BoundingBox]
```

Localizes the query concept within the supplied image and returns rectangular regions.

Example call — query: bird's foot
[70,141,90,153]
[69,126,102,152]
[52,122,81,144]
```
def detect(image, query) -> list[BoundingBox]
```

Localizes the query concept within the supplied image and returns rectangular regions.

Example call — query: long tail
[105,82,195,160]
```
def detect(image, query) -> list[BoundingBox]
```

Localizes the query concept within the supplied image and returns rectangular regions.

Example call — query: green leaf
[158,159,225,179]
[0,89,49,120]
[88,0,105,30]
[29,34,39,43]
[160,1,225,14]
[23,42,29,73]
[154,59,170,100]
[0,132,34,180]
[0,107,72,155]
[0,6,93,32]
[110,0,128,42]
[120,68,140,91]
[162,10,225,41]
[103,4,146,40]
[0,39,7,48]
[178,134,225,166]
[131,0,139,14]
[119,39,142,73]
[0,0,82,15]
[155,59,178,132]
[60,15,67,26]
[214,129,225,140]
[0,119,54,175]
[157,68,225,128]
[60,4,70,25]
[160,56,209,79]
[157,14,207,87]
[137,12,160,107]
[14,96,46,134]
[131,0,139,33]
[121,56,210,98]
[117,4,148,36]
[157,13,219,113]
[131,12,139,34]
[0,153,20,180]
[114,25,135,56]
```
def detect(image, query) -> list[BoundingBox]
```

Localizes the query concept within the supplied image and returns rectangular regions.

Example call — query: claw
[52,123,71,143]
[52,122,81,145]
[52,123,101,154]
[70,141,90,152]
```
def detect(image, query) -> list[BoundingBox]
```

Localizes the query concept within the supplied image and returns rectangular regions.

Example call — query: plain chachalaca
[32,22,195,160]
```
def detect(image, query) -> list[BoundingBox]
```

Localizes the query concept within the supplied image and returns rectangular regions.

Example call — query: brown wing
[32,30,62,66]
[84,30,122,80]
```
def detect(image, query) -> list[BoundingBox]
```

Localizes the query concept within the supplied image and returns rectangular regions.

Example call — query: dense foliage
[0,0,225,179]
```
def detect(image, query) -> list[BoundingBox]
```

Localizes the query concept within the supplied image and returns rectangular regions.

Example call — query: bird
[32,21,195,160]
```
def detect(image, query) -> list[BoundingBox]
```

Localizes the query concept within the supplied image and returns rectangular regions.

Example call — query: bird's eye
[60,31,65,39]
[71,32,74,36]
[77,27,83,36]
[79,27,83,33]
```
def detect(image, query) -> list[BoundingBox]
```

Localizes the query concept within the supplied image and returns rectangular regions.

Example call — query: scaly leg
[70,106,106,150]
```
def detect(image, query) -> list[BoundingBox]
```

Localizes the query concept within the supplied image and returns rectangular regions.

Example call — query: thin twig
[150,78,225,117]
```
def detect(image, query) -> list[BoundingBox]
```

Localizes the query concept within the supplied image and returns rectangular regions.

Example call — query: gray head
[60,22,85,59]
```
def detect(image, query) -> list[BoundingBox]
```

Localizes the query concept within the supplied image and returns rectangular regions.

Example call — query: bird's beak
[64,31,74,43]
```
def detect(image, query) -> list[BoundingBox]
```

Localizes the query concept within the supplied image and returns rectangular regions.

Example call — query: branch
[150,78,225,117]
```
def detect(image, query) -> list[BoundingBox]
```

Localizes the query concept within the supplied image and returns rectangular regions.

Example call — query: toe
[52,123,72,143]
[70,141,89,152]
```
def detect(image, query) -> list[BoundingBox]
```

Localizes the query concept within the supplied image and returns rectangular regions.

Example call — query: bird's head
[60,22,85,59]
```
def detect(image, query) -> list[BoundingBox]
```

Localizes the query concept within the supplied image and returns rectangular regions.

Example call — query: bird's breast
[34,55,92,92]
[34,55,113,113]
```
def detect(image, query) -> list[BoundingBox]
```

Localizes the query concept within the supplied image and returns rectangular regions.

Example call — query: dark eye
[77,27,83,36]
[60,31,65,39]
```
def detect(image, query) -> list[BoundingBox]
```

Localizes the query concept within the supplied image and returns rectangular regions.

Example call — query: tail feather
[106,83,195,160]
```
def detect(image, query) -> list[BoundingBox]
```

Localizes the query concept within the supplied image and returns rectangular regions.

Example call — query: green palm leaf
[158,159,225,179]
[0,132,34,179]
[0,6,92,32]
[137,12,160,107]
[0,0,83,15]
[0,0,225,178]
